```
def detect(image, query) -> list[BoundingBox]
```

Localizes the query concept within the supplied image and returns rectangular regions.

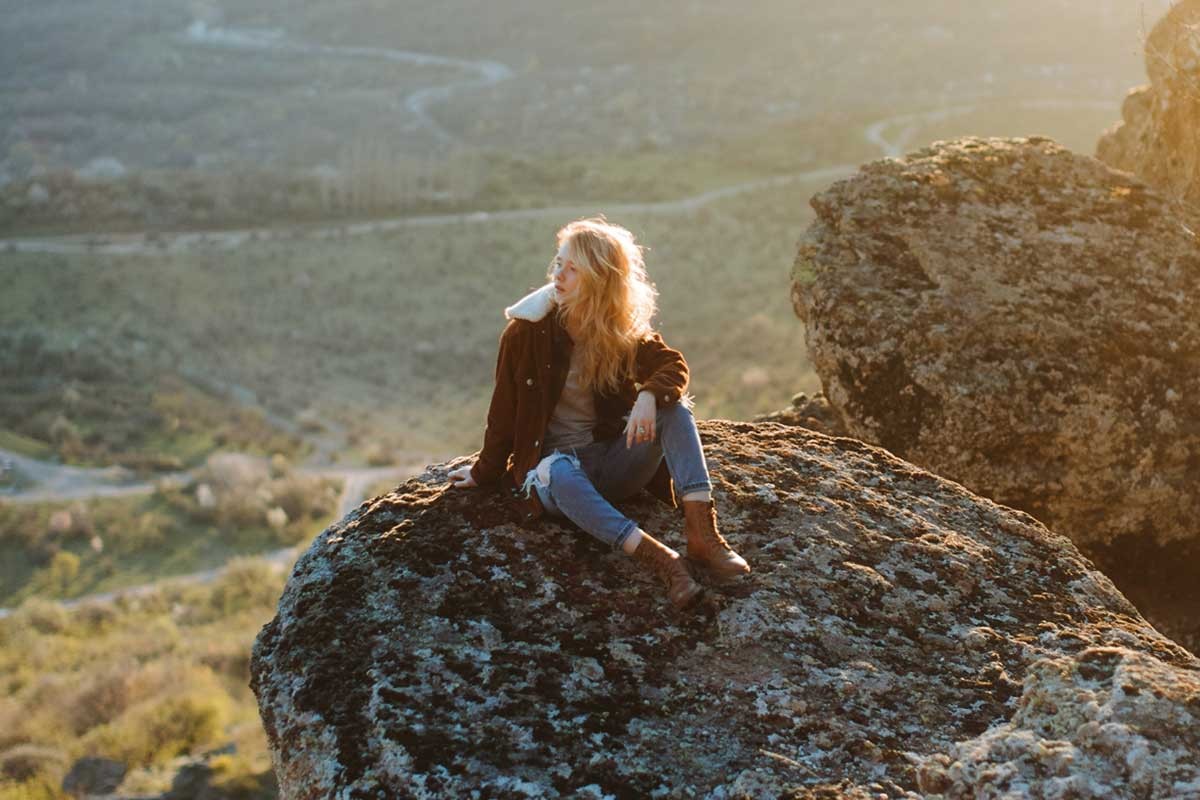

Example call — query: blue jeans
[523,403,712,550]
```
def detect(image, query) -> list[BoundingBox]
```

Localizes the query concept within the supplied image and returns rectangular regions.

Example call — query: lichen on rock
[790,136,1200,554]
[250,421,1199,798]
[790,135,1200,654]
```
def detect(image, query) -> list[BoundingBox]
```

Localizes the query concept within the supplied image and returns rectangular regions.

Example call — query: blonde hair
[549,217,658,395]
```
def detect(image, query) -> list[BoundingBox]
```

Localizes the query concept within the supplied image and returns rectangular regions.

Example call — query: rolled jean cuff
[611,519,639,551]
[676,480,713,497]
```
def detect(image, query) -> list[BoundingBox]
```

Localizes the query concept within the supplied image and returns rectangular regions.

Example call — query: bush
[214,489,265,530]
[0,504,46,551]
[73,602,118,636]
[208,752,278,800]
[265,475,336,522]
[80,691,227,769]
[13,599,68,636]
[0,744,68,785]
[268,453,291,478]
[64,661,138,736]
[28,552,81,598]
[206,559,285,619]
[0,775,61,800]
[113,511,173,552]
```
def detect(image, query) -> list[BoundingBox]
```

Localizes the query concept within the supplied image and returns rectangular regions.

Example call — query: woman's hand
[624,391,658,449]
[448,464,477,488]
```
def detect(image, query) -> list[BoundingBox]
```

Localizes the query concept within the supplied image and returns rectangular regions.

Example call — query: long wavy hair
[549,217,658,395]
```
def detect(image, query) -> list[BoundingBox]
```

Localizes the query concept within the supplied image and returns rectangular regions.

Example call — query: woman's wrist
[638,389,657,407]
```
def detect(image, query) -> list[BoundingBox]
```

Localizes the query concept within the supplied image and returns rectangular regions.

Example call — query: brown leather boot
[683,500,750,581]
[631,533,703,610]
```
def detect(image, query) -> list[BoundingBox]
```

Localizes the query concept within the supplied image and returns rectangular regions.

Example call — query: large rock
[790,137,1200,558]
[250,421,1199,798]
[61,756,126,797]
[753,391,848,437]
[1097,0,1200,206]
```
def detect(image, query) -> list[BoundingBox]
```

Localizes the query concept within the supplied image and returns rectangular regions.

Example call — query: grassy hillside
[0,471,340,608]
[0,159,835,466]
[0,331,309,471]
[0,560,286,799]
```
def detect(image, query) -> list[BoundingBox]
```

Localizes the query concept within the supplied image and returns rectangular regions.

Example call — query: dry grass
[0,561,284,798]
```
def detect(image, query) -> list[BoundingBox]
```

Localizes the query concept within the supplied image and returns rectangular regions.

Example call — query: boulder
[791,136,1200,558]
[250,421,1198,798]
[754,391,847,437]
[1097,0,1200,206]
[61,756,125,797]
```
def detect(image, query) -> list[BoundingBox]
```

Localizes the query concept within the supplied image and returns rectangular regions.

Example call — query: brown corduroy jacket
[469,283,691,523]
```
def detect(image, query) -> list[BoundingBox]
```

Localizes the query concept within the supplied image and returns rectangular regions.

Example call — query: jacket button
[534,439,539,447]
[526,378,534,386]
[663,394,670,403]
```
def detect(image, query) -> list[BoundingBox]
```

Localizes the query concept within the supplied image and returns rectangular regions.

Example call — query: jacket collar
[505,283,557,322]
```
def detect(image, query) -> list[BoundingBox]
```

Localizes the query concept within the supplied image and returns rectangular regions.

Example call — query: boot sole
[672,583,705,610]
[687,557,751,585]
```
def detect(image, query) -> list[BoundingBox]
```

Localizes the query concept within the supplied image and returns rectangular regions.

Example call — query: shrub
[13,599,68,636]
[214,489,265,530]
[64,661,138,736]
[0,775,60,800]
[206,559,284,619]
[73,602,118,636]
[113,511,173,552]
[79,691,228,769]
[0,503,46,551]
[265,475,336,522]
[45,415,77,445]
[364,443,394,467]
[268,453,291,478]
[208,752,278,800]
[158,483,203,520]
[0,744,68,784]
[28,552,81,598]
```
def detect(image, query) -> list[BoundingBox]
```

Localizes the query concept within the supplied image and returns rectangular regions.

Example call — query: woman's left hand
[624,391,657,449]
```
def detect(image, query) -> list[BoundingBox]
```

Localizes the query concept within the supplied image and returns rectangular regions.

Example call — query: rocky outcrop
[250,421,1199,798]
[1097,0,1200,207]
[753,392,847,437]
[791,137,1200,562]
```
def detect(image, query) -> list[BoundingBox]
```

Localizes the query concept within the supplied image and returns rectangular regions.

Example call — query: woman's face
[551,242,581,302]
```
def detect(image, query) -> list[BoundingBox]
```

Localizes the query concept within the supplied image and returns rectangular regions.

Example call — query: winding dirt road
[181,20,512,146]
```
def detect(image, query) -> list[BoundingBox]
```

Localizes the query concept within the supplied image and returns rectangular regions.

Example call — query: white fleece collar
[505,283,557,321]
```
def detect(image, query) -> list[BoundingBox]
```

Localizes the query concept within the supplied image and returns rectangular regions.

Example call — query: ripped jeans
[521,403,712,550]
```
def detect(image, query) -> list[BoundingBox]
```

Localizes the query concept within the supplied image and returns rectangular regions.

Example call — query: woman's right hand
[448,464,477,489]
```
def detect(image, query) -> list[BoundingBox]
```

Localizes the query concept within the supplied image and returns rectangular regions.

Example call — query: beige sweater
[542,347,596,454]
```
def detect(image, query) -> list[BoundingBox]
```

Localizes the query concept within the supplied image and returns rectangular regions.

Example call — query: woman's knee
[656,401,695,428]
[522,451,584,502]
[548,453,582,480]
[546,453,597,501]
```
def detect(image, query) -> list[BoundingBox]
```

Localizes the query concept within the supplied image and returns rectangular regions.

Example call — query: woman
[448,217,750,610]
